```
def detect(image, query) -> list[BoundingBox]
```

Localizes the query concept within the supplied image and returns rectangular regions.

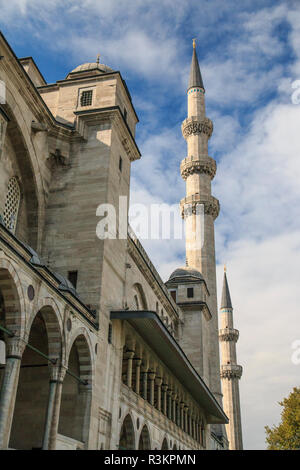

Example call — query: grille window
[80,90,93,106]
[3,177,21,233]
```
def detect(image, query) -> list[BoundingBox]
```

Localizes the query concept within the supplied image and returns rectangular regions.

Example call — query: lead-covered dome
[67,62,114,78]
[168,267,204,282]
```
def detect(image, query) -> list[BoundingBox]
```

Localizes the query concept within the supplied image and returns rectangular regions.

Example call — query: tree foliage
[265,387,300,450]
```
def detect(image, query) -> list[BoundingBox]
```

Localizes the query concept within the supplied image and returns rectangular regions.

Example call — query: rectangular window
[68,271,78,289]
[119,156,123,172]
[80,90,93,106]
[187,287,194,298]
[170,290,177,302]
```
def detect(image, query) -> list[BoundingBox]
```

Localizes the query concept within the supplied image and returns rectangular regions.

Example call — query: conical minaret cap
[188,40,204,90]
[221,270,232,309]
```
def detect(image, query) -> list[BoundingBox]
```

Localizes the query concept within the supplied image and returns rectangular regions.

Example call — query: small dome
[68,62,114,78]
[168,267,204,282]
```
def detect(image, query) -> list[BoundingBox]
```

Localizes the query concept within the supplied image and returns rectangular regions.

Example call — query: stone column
[188,412,192,436]
[162,384,168,415]
[180,402,184,430]
[148,371,155,406]
[176,399,180,426]
[192,417,195,440]
[184,406,189,433]
[42,364,67,450]
[155,377,162,411]
[0,337,26,449]
[126,351,135,389]
[134,358,142,395]
[172,393,177,423]
[167,389,172,420]
[141,366,148,401]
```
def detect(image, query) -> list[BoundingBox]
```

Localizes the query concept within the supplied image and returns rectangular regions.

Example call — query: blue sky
[1,0,300,450]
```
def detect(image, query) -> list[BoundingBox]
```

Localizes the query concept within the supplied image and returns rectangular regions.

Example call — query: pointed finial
[96,54,100,64]
[192,38,196,49]
[224,264,227,273]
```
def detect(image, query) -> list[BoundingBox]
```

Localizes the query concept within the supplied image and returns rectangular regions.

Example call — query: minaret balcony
[181,116,213,140]
[180,155,216,180]
[180,194,220,220]
[219,328,239,342]
[220,364,243,380]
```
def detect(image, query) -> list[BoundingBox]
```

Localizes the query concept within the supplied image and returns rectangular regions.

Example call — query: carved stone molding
[180,156,216,180]
[180,195,220,220]
[181,117,213,140]
[219,328,239,342]
[220,364,243,379]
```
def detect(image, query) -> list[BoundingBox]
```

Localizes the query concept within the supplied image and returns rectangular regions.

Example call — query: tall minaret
[180,40,222,405]
[219,268,243,450]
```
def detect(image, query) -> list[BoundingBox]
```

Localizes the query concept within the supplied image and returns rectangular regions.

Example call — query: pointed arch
[0,257,26,335]
[161,437,168,450]
[119,413,136,450]
[138,424,151,450]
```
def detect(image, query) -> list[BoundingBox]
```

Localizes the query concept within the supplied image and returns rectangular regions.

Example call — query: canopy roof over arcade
[110,310,228,424]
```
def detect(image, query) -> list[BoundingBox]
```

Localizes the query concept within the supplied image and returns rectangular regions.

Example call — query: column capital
[148,371,156,381]
[155,376,163,386]
[49,363,67,383]
[6,336,27,358]
[125,350,135,359]
[161,383,168,392]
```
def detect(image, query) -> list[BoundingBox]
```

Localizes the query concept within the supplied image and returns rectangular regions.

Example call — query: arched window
[3,177,21,234]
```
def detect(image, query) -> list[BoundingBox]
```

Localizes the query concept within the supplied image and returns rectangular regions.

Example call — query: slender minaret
[180,40,222,406]
[219,268,243,450]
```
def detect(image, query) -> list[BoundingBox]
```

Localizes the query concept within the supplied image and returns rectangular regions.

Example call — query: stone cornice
[0,33,78,140]
[180,194,220,220]
[74,106,141,161]
[180,155,216,180]
[181,116,213,140]
[220,364,243,380]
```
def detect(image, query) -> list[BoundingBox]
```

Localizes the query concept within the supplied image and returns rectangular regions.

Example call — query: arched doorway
[0,262,26,449]
[138,424,151,450]
[161,437,168,450]
[58,334,92,447]
[119,414,135,450]
[173,443,177,450]
[9,305,62,449]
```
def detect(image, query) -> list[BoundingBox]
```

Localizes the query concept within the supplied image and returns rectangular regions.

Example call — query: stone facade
[0,33,239,450]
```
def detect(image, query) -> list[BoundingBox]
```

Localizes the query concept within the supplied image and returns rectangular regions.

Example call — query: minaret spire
[180,40,225,442]
[219,269,243,450]
[221,269,232,309]
[188,39,204,91]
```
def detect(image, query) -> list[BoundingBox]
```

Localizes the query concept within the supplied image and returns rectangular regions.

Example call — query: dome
[68,62,114,78]
[168,267,204,282]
